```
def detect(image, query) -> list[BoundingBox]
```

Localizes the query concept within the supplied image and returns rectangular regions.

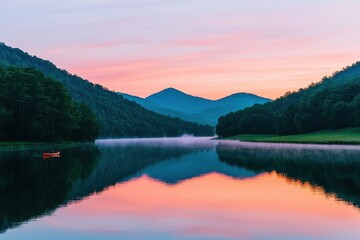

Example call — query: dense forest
[0,43,214,137]
[216,62,360,137]
[0,67,99,141]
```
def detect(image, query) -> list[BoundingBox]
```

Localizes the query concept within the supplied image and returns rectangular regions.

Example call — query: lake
[1,137,360,240]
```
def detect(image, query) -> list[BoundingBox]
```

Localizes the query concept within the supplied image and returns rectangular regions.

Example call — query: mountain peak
[218,92,272,102]
[163,87,181,92]
[148,88,186,98]
[146,88,213,115]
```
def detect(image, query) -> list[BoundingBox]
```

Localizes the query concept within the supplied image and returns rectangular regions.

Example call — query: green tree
[0,67,100,141]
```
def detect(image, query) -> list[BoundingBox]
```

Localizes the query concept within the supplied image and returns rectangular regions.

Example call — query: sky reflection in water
[2,138,360,240]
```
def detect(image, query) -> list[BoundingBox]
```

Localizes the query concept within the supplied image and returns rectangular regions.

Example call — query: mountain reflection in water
[217,141,360,208]
[1,138,360,239]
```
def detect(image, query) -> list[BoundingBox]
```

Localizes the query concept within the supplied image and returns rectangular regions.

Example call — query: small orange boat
[43,152,60,158]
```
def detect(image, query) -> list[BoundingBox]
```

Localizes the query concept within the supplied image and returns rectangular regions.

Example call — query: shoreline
[219,128,360,145]
[0,141,95,151]
[220,138,360,145]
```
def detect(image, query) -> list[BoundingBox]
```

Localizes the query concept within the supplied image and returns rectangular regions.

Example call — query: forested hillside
[216,62,360,137]
[0,43,213,137]
[0,67,99,141]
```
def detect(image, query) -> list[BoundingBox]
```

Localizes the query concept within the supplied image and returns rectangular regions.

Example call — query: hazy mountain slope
[193,93,271,125]
[147,88,213,114]
[119,92,197,122]
[0,42,214,137]
[128,88,271,126]
[215,93,271,108]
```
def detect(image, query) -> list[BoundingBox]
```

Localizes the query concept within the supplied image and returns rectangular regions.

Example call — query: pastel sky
[2,0,360,99]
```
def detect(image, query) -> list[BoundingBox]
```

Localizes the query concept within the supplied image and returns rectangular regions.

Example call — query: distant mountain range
[119,88,271,126]
[0,43,213,137]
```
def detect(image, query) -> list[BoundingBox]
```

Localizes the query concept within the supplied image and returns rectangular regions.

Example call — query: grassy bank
[223,128,360,144]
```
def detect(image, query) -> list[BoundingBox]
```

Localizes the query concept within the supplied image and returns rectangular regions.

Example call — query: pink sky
[2,0,360,99]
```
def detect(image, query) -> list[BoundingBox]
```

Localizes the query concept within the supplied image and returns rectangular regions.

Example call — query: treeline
[0,43,214,137]
[0,67,99,141]
[216,62,360,137]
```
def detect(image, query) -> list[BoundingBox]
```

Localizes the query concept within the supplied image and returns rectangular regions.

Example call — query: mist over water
[96,136,217,146]
[1,138,360,239]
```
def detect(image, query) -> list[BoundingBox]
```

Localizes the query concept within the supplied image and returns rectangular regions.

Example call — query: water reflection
[216,141,360,208]
[0,145,100,233]
[27,172,359,240]
[1,138,360,239]
[69,137,231,199]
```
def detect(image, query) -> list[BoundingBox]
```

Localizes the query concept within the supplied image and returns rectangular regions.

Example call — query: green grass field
[223,128,360,144]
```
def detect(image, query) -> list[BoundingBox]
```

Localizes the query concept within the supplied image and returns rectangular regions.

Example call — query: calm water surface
[1,138,360,239]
